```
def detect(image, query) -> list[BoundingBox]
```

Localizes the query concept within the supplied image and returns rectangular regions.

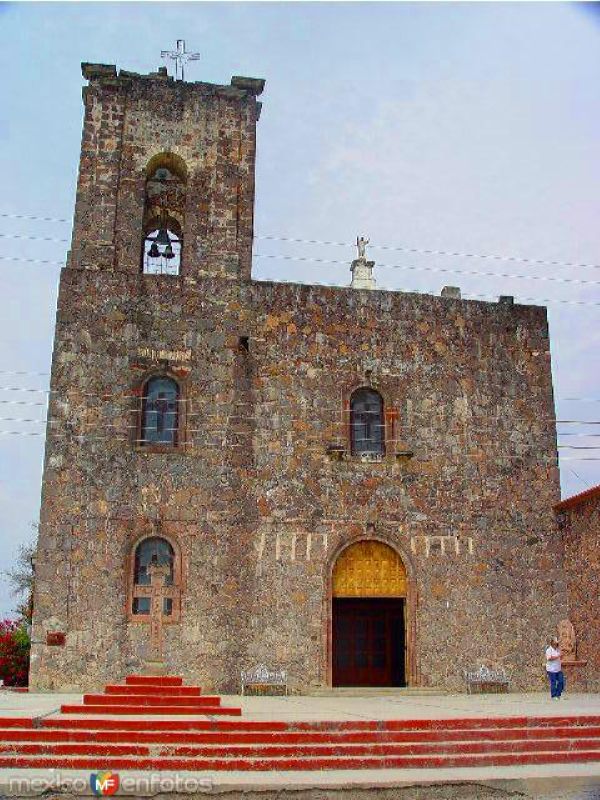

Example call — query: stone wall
[558,488,600,692]
[29,62,567,693]
[246,281,565,692]
[30,269,566,692]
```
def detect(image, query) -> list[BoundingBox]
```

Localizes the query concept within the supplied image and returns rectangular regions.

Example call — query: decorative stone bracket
[326,442,347,461]
[325,441,416,463]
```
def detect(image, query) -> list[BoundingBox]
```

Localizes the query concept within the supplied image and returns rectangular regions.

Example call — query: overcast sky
[1,2,599,616]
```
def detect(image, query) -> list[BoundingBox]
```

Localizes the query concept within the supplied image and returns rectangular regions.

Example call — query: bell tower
[30,61,265,692]
[69,63,264,280]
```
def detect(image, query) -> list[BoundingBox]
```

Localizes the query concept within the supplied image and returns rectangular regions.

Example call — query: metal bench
[241,664,288,696]
[464,665,510,694]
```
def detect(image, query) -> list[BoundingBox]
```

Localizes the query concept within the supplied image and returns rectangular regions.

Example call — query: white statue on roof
[356,236,370,261]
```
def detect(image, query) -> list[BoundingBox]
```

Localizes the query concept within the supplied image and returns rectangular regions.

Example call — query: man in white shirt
[545,635,565,699]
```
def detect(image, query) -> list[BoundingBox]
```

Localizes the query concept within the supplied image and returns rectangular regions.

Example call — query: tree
[4,529,37,624]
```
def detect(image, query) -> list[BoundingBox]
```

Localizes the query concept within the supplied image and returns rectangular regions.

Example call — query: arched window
[131,537,175,616]
[140,376,179,446]
[141,156,187,276]
[350,387,385,456]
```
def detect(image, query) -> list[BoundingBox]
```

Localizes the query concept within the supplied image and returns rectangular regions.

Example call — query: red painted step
[59,703,242,716]
[105,684,202,697]
[2,737,599,761]
[34,715,600,734]
[125,675,183,686]
[32,712,600,741]
[0,743,150,757]
[161,738,600,759]
[1,749,600,771]
[56,674,241,716]
[31,711,600,733]
[0,718,35,728]
[4,670,600,776]
[3,724,600,747]
[40,717,294,731]
[82,693,221,707]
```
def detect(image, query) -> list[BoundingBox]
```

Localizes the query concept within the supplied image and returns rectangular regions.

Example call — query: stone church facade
[30,62,568,693]
[556,486,600,692]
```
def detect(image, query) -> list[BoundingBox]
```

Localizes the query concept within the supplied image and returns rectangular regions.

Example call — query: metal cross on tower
[160,40,201,81]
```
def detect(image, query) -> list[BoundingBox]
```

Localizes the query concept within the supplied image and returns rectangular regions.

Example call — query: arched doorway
[332,541,407,687]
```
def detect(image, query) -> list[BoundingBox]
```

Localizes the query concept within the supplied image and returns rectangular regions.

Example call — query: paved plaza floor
[2,688,600,721]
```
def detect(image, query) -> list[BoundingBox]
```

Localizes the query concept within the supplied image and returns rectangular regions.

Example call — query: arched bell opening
[329,540,411,688]
[141,155,187,276]
[141,214,183,276]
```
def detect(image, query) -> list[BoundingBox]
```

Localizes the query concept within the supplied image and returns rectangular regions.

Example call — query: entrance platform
[1,680,600,797]
[4,687,600,721]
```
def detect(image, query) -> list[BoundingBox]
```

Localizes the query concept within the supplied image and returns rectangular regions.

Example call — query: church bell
[156,227,171,247]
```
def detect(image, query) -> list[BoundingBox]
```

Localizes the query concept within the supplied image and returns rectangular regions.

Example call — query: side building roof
[555,484,600,512]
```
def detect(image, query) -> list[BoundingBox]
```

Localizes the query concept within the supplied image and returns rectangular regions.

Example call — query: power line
[256,234,600,273]
[3,232,600,291]
[0,403,586,429]
[0,233,69,244]
[0,423,589,451]
[0,255,64,267]
[3,386,600,428]
[0,406,596,459]
[0,427,597,463]
[4,387,600,424]
[0,212,70,224]
[565,466,592,491]
[255,273,600,308]
[0,370,51,378]
[3,212,599,273]
[0,399,47,407]
[254,253,600,288]
[2,251,599,307]
[559,457,600,462]
[556,432,600,438]
[3,413,600,441]
[558,397,600,404]
[557,445,600,450]
[255,262,600,304]
[0,369,597,412]
[0,403,599,438]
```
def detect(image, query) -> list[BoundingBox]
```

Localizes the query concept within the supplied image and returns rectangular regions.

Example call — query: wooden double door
[332,597,406,687]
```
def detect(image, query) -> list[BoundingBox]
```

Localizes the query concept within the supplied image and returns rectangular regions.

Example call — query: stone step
[2,737,600,759]
[2,749,600,771]
[2,723,600,746]
[60,703,241,716]
[82,693,221,707]
[125,675,183,686]
[311,687,446,697]
[104,684,202,696]
[0,742,149,756]
[29,714,600,733]
[0,717,35,728]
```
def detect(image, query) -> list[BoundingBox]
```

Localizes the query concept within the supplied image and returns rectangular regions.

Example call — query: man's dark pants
[548,670,565,698]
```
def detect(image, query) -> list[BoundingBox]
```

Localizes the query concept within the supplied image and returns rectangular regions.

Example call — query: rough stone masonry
[29,62,568,693]
[556,486,600,692]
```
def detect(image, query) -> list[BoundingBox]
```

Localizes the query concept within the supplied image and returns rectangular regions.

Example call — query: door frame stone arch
[324,534,419,687]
